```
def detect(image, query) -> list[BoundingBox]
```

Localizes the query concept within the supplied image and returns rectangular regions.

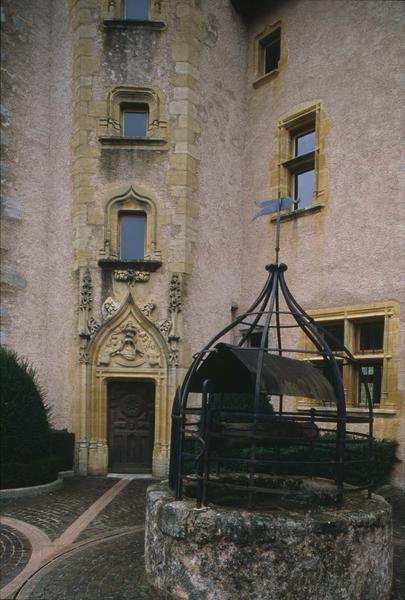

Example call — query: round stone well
[145,480,392,600]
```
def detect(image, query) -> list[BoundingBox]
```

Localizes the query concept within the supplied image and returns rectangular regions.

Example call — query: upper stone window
[281,114,316,210]
[253,21,286,88]
[291,128,316,209]
[120,212,146,260]
[271,102,329,220]
[103,0,165,29]
[260,27,281,75]
[122,108,148,137]
[123,0,149,20]
[99,86,167,149]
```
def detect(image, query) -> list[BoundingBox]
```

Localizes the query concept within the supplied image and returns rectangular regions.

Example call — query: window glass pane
[359,321,384,351]
[262,29,280,73]
[317,321,344,351]
[295,169,314,208]
[120,214,145,260]
[358,362,382,405]
[295,131,315,156]
[122,111,147,136]
[123,0,148,19]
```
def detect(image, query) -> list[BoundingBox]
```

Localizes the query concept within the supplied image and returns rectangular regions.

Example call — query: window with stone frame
[99,86,167,148]
[272,102,328,218]
[121,106,148,137]
[259,27,281,75]
[122,0,149,20]
[119,212,146,260]
[282,116,316,210]
[102,0,165,25]
[253,21,286,87]
[301,304,399,411]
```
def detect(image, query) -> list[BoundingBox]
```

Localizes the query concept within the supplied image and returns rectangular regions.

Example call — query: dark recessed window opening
[120,213,145,260]
[261,28,281,74]
[123,0,149,20]
[358,320,384,352]
[317,321,345,351]
[122,109,147,137]
[358,362,382,405]
[249,330,265,348]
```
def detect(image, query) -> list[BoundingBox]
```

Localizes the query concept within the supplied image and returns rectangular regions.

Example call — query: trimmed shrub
[50,429,75,471]
[0,456,60,489]
[0,347,56,488]
[241,433,399,488]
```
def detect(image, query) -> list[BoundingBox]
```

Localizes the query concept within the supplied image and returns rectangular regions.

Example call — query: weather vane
[253,196,300,264]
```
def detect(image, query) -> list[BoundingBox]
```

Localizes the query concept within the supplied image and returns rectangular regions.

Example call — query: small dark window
[358,320,384,352]
[120,213,145,260]
[122,109,147,137]
[358,362,382,405]
[123,0,148,20]
[261,28,281,74]
[249,331,265,348]
[317,321,344,351]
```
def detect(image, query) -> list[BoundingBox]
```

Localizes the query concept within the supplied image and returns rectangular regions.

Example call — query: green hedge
[241,434,399,487]
[51,430,75,471]
[1,346,51,463]
[0,456,60,489]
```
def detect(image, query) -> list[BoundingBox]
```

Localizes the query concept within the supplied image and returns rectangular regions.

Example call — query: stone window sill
[253,69,279,89]
[103,19,166,30]
[297,405,396,417]
[98,258,161,272]
[99,136,167,149]
[270,203,324,223]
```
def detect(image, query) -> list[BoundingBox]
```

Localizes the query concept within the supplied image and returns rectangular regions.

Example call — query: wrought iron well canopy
[169,200,374,508]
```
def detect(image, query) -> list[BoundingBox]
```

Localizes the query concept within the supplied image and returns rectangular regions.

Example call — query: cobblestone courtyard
[0,477,403,599]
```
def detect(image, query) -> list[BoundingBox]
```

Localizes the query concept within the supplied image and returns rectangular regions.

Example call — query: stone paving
[0,526,31,588]
[0,477,403,600]
[0,478,115,541]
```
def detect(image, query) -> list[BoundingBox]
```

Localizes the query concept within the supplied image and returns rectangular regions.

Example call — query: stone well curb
[0,470,74,499]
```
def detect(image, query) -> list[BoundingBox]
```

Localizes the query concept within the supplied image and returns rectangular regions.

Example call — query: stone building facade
[1,0,404,483]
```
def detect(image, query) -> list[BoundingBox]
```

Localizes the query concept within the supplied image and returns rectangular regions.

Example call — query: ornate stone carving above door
[99,319,161,368]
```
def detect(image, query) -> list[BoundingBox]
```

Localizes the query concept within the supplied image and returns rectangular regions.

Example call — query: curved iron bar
[175,270,274,499]
[173,263,374,506]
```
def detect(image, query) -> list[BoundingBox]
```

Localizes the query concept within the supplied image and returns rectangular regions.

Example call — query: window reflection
[294,169,314,208]
[120,214,145,260]
[122,110,147,137]
[123,0,148,20]
[295,131,315,157]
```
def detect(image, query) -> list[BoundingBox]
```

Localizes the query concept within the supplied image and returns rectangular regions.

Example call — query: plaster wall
[1,0,73,428]
[240,0,404,480]
[183,0,247,355]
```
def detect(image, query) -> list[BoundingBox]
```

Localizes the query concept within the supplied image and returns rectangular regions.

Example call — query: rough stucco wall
[239,0,404,481]
[183,0,247,355]
[1,0,73,428]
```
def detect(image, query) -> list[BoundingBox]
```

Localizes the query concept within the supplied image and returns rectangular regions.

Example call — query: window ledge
[297,405,396,416]
[253,69,279,89]
[98,258,161,272]
[99,136,167,149]
[103,18,166,30]
[270,203,325,223]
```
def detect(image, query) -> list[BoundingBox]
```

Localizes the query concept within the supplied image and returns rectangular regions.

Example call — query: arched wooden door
[107,380,155,473]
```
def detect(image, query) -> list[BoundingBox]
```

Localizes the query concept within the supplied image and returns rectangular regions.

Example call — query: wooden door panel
[108,381,155,472]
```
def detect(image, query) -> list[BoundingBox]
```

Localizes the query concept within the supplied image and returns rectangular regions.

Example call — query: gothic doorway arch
[83,292,170,476]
